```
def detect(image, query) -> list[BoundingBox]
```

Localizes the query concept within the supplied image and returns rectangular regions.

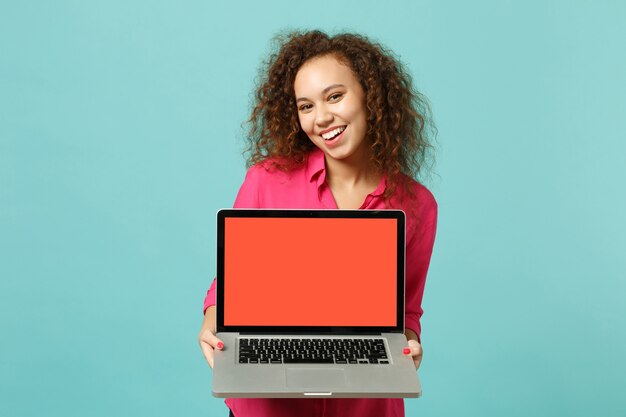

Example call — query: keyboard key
[283,358,334,364]
[237,338,389,365]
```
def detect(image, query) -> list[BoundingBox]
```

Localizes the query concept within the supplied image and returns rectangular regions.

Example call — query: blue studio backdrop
[1,1,625,416]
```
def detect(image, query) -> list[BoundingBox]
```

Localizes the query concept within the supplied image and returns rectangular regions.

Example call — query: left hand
[403,339,423,370]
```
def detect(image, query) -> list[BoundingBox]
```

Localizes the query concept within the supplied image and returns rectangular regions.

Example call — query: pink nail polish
[217,342,224,349]
[403,348,411,354]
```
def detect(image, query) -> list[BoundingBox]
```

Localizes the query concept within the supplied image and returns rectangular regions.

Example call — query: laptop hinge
[238,332,384,336]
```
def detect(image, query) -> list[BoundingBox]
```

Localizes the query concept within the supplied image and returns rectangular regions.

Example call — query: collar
[306,148,388,197]
[370,174,387,197]
[305,148,327,188]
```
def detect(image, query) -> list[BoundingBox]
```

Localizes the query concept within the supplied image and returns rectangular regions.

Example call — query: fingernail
[217,342,224,349]
[403,348,411,355]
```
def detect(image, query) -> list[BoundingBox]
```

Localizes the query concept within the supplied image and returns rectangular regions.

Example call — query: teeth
[322,126,346,140]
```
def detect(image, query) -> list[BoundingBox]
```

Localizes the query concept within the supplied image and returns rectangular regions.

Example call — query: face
[294,55,369,165]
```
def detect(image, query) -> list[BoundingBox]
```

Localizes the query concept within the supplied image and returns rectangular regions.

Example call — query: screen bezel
[216,209,406,334]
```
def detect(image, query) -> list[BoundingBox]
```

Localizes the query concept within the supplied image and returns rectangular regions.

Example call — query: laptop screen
[221,215,399,328]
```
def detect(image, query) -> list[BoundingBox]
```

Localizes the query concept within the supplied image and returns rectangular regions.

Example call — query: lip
[322,126,346,147]
[318,125,347,136]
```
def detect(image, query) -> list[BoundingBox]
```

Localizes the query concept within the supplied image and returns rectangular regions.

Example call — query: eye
[328,92,343,102]
[298,103,313,112]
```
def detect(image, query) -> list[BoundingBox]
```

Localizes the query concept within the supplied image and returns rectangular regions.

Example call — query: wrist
[404,329,419,343]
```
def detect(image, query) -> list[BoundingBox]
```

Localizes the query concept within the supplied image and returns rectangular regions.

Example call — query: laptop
[212,209,421,398]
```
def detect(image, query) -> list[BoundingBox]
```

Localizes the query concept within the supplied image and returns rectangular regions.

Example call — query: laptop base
[212,332,421,398]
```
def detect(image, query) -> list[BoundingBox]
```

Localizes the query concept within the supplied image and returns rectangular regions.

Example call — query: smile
[321,126,346,141]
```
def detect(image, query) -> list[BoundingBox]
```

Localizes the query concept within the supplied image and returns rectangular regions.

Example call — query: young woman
[199,30,438,417]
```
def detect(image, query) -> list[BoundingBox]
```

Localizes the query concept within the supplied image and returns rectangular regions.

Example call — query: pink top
[204,148,438,417]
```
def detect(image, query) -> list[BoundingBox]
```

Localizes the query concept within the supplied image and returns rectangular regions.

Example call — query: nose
[315,104,333,127]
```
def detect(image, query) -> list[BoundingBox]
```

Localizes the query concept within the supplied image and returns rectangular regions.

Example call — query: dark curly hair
[246,30,435,201]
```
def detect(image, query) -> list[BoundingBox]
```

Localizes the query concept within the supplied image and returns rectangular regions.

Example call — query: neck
[324,148,381,189]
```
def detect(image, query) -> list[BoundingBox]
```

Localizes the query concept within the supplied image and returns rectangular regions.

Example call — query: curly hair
[245,30,435,201]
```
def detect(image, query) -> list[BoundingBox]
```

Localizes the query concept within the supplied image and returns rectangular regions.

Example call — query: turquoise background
[1,1,625,416]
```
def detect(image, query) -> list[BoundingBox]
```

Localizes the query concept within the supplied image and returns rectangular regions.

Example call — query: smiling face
[294,54,369,166]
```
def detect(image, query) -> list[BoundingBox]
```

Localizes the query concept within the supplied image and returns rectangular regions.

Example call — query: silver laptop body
[212,209,421,398]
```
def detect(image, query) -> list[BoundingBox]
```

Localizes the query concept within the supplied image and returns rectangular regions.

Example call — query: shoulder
[394,175,437,214]
[244,152,315,182]
[235,160,291,208]
[392,176,437,241]
[411,179,437,210]
[235,155,314,209]
[244,158,304,183]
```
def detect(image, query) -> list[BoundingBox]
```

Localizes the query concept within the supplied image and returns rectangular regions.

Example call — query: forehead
[294,55,360,96]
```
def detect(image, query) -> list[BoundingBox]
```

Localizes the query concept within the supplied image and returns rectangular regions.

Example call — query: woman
[199,30,437,417]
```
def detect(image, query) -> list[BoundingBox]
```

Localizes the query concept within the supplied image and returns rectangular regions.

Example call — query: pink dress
[204,148,438,417]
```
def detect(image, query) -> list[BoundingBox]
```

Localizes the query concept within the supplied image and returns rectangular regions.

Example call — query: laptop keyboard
[238,338,390,364]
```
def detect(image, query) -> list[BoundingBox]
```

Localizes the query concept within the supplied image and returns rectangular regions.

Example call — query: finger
[403,341,422,361]
[402,345,421,356]
[406,340,423,370]
[200,330,225,350]
[200,340,214,368]
[414,353,423,370]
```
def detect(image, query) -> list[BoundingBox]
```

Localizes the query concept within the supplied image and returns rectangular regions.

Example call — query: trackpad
[286,368,347,389]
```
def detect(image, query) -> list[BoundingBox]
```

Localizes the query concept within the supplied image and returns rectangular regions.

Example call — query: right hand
[198,306,224,368]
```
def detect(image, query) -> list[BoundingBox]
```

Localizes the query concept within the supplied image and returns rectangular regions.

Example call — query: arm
[199,166,262,367]
[405,329,419,341]
[404,328,423,369]
[402,189,438,369]
[198,306,222,368]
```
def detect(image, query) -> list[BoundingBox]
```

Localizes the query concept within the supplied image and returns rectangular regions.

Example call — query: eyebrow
[296,84,345,103]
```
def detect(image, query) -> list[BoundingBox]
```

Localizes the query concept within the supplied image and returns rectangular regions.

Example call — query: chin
[325,148,354,161]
